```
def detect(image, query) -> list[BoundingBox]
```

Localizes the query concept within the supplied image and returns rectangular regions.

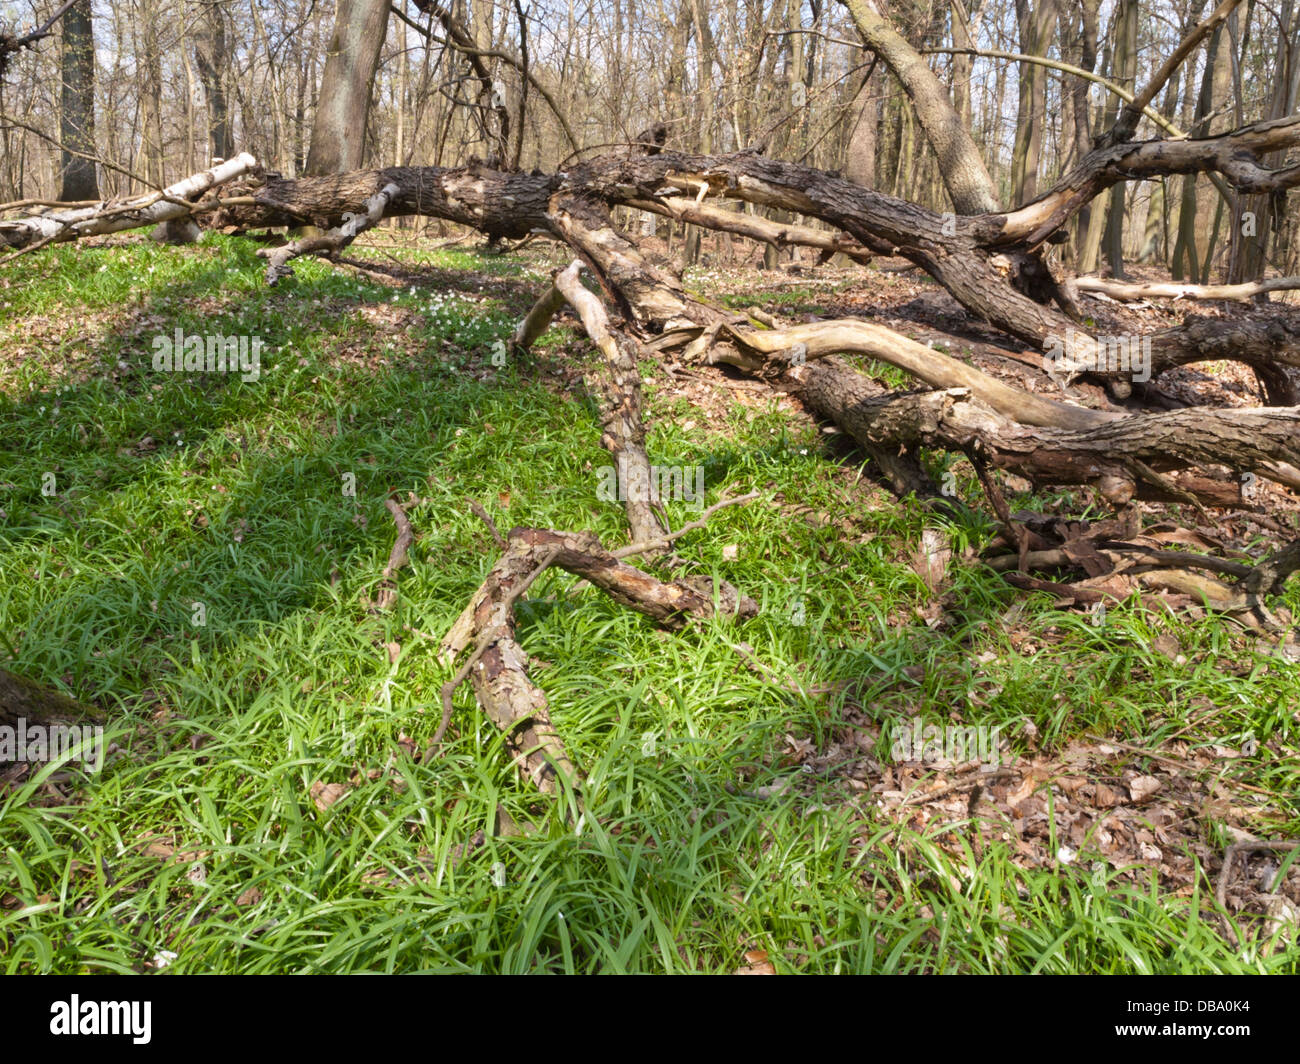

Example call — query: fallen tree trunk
[791,358,1300,508]
[9,128,1300,391]
[203,130,1300,387]
[6,137,1299,512]
[1070,275,1300,303]
[258,180,399,284]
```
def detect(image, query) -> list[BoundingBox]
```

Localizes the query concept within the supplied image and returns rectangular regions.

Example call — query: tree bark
[837,0,1000,213]
[304,0,392,175]
[192,0,233,163]
[57,0,98,201]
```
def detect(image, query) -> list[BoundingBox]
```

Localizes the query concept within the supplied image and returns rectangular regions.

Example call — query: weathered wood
[436,525,755,790]
[791,358,1300,508]
[0,153,257,249]
[1070,275,1300,302]
[257,180,399,284]
[553,260,667,546]
[215,139,1300,386]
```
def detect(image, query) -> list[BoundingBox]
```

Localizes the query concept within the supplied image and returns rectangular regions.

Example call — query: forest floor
[1,229,1297,973]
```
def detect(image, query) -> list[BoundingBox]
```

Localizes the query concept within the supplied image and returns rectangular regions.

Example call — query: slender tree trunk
[1065,0,1101,266]
[1172,20,1226,279]
[193,0,233,162]
[305,0,392,175]
[1103,0,1138,278]
[58,0,99,201]
[844,64,879,187]
[1010,0,1059,204]
[1230,1,1296,283]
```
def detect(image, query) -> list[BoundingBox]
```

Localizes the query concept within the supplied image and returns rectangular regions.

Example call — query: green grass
[1,235,1297,973]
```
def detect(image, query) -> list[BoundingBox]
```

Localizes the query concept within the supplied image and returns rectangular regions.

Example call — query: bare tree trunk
[304,0,391,175]
[193,0,233,162]
[58,0,98,201]
[1229,1,1297,284]
[844,63,878,187]
[1103,0,1138,278]
[838,0,1000,213]
[1065,0,1101,266]
[137,9,165,189]
[1010,0,1059,204]
[1172,20,1225,279]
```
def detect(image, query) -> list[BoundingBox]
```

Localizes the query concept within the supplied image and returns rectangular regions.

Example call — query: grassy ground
[1,234,1297,973]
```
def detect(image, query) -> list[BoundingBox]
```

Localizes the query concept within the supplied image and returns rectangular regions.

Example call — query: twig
[901,767,1016,805]
[1125,457,1211,521]
[1216,839,1300,946]
[468,500,507,550]
[610,491,759,560]
[372,496,415,611]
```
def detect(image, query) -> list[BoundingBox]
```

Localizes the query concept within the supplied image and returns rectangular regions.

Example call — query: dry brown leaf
[140,837,174,859]
[310,780,350,812]
[1153,633,1182,661]
[1095,783,1126,808]
[735,947,777,975]
[1128,775,1162,801]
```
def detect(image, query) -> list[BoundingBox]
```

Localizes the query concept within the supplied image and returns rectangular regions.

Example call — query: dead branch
[791,358,1299,509]
[0,0,78,75]
[257,181,399,284]
[0,153,258,250]
[1240,536,1300,598]
[1216,839,1300,946]
[713,318,1109,430]
[370,495,415,612]
[1069,275,1300,303]
[553,260,668,546]
[513,281,567,348]
[433,524,755,790]
[611,491,760,560]
[624,196,874,265]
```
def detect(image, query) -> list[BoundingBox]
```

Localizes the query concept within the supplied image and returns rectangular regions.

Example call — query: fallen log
[790,358,1300,508]
[9,135,1300,392]
[1069,275,1300,303]
[257,180,399,284]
